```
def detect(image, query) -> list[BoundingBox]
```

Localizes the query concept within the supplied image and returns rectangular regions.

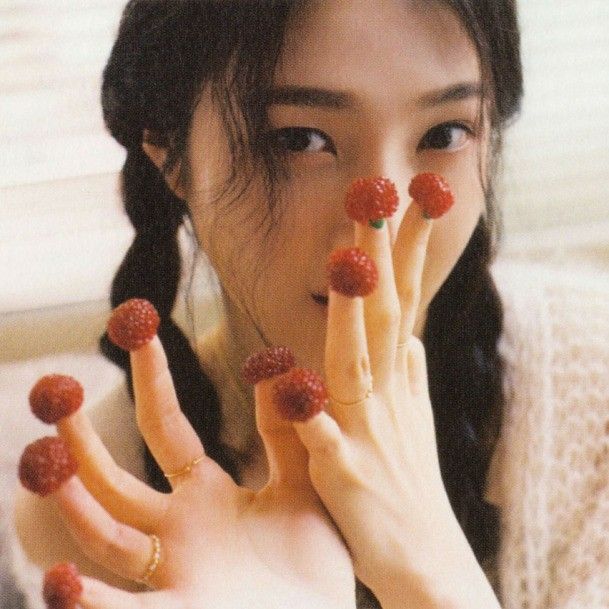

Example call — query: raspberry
[107,298,160,351]
[327,247,378,298]
[242,346,296,385]
[29,375,84,424]
[408,173,454,219]
[344,177,399,225]
[18,437,77,497]
[43,562,82,609]
[273,368,328,422]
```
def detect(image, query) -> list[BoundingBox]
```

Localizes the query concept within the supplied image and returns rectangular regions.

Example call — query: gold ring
[164,454,205,480]
[396,340,408,349]
[138,534,161,586]
[330,386,373,407]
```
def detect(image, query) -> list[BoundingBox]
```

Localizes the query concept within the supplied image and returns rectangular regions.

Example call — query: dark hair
[100,0,522,604]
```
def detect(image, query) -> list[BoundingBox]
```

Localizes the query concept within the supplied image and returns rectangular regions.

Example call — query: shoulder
[1,351,144,605]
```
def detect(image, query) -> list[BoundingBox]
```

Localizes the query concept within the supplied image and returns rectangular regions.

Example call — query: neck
[196,310,269,485]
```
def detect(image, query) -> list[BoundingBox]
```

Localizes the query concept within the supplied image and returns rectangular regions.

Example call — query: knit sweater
[2,259,609,609]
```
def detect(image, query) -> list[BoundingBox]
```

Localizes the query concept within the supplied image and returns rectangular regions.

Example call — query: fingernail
[368,218,385,229]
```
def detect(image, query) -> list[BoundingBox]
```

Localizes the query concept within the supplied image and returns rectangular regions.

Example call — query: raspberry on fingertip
[18,437,78,497]
[273,368,328,422]
[107,298,160,352]
[29,374,84,424]
[408,173,454,219]
[327,247,378,298]
[43,562,83,609]
[345,176,399,227]
[242,346,296,385]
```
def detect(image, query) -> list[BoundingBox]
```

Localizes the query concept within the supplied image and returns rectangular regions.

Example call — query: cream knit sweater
[2,259,609,609]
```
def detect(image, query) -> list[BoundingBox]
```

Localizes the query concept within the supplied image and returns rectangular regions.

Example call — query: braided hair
[100,0,522,593]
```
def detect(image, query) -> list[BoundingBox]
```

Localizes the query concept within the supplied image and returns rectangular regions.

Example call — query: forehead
[275,0,480,101]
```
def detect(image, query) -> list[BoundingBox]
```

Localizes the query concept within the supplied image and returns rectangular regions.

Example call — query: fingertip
[18,437,78,498]
[107,298,160,352]
[29,374,84,425]
[293,410,344,458]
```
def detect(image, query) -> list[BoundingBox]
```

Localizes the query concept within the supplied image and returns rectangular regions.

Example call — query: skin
[14,1,501,607]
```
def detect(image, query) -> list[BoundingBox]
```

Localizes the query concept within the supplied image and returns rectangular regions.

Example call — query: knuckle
[399,286,419,311]
[374,303,401,331]
[347,355,371,382]
[408,335,426,357]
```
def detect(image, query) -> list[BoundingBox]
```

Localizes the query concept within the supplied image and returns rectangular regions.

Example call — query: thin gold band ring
[138,534,161,586]
[164,454,206,480]
[329,386,373,408]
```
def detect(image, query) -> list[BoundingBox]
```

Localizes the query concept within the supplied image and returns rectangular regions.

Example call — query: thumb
[255,378,311,489]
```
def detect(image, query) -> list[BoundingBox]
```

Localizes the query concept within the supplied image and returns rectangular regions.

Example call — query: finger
[355,220,400,390]
[80,576,178,609]
[55,476,166,587]
[255,378,311,489]
[324,289,372,432]
[292,411,348,474]
[130,336,212,488]
[392,201,432,347]
[57,411,168,530]
[406,336,430,397]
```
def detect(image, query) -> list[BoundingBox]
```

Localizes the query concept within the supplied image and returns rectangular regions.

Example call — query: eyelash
[268,121,474,157]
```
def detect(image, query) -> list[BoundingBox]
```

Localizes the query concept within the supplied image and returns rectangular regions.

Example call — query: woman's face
[184,0,486,372]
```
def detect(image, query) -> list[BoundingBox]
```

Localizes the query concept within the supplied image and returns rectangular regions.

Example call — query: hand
[290,200,499,608]
[44,336,355,609]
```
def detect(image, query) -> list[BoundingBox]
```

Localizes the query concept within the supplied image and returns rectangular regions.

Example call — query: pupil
[428,126,452,148]
[279,128,310,152]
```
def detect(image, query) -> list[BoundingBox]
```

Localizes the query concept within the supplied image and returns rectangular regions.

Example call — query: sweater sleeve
[491,260,609,609]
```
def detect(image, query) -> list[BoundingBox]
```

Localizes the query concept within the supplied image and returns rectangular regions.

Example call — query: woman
[11,1,609,608]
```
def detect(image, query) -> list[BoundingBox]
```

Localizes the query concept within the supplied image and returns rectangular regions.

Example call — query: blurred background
[1,0,609,364]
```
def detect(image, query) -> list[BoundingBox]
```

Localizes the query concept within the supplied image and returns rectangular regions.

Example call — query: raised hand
[20,310,355,609]
[283,175,500,609]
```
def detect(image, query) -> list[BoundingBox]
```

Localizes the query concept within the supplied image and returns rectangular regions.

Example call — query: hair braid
[100,148,240,492]
[424,216,504,566]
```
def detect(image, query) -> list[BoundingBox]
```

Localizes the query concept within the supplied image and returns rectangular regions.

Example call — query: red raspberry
[29,375,84,424]
[242,346,296,385]
[273,368,328,422]
[408,173,454,219]
[107,298,160,351]
[327,247,378,298]
[43,562,82,609]
[344,177,399,225]
[18,437,78,497]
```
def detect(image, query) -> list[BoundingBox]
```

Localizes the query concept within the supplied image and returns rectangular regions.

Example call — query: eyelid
[269,126,337,155]
[417,121,475,152]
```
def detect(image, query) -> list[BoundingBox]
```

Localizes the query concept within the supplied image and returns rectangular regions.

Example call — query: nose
[340,142,414,238]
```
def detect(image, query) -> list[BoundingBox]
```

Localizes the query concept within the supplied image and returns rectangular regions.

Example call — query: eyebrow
[266,82,482,110]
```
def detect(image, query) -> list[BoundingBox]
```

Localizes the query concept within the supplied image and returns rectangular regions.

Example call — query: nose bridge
[353,137,413,209]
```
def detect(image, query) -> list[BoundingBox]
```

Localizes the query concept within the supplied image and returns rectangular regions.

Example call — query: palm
[47,336,355,609]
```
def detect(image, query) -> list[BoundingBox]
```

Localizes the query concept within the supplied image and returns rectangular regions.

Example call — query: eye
[418,122,473,152]
[269,127,336,155]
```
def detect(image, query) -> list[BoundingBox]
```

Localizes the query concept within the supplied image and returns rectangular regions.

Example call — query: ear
[142,130,187,200]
